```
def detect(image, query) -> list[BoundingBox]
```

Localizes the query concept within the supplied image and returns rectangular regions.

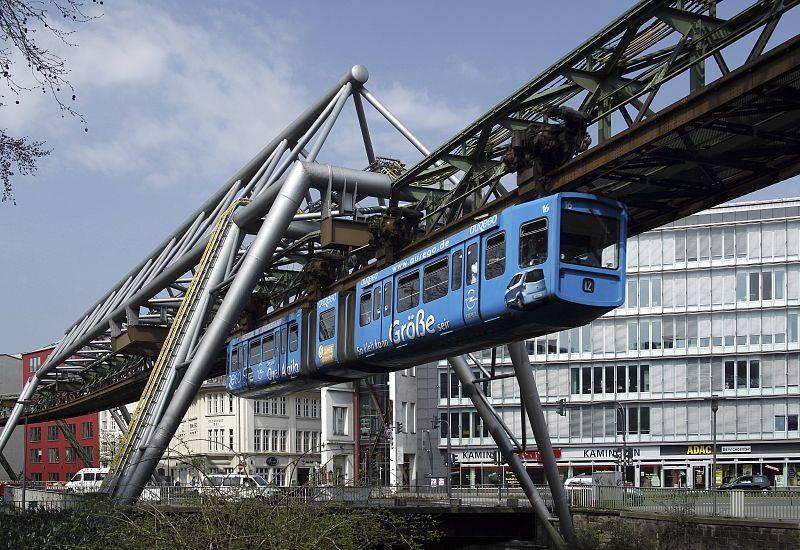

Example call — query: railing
[567,485,800,522]
[5,481,799,524]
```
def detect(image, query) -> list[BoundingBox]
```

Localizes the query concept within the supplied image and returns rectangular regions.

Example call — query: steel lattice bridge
[3,0,800,547]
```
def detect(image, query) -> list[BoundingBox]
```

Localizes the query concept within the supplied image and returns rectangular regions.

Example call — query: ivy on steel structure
[1,0,799,547]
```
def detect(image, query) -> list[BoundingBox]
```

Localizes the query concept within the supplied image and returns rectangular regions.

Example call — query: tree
[1,0,102,203]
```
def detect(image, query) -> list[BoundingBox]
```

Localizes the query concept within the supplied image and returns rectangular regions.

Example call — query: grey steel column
[447,355,564,548]
[507,341,576,546]
[116,161,314,502]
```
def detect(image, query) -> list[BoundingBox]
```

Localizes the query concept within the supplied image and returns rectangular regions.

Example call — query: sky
[1,0,798,353]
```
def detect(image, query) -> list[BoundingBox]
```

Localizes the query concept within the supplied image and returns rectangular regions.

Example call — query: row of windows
[522,311,800,359]
[627,311,799,351]
[206,392,234,415]
[623,267,798,310]
[439,354,800,401]
[360,219,549,325]
[253,429,288,453]
[568,406,651,438]
[253,397,287,416]
[29,446,93,464]
[570,364,650,395]
[294,430,321,454]
[207,429,234,452]
[558,401,800,440]
[440,411,491,440]
[439,370,492,399]
[628,221,800,268]
[295,398,319,418]
[254,466,286,486]
[28,423,93,442]
[234,324,299,368]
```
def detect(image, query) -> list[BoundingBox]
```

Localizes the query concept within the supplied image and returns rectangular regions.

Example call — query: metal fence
[567,485,800,522]
[4,481,800,524]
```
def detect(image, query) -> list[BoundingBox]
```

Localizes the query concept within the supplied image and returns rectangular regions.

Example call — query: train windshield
[560,210,620,269]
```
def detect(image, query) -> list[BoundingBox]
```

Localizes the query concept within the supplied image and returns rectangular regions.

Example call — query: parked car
[504,269,547,310]
[197,474,282,501]
[564,474,594,487]
[719,475,771,491]
[65,467,109,493]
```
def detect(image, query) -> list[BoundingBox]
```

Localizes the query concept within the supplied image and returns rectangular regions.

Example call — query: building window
[519,218,548,267]
[47,425,59,441]
[279,430,287,452]
[83,446,94,462]
[485,232,506,280]
[423,258,449,303]
[359,292,372,327]
[30,448,42,464]
[48,472,59,482]
[332,406,347,436]
[65,447,75,464]
[318,308,336,341]
[397,271,421,313]
[29,427,41,442]
[28,356,40,373]
[82,422,93,439]
[409,403,416,434]
[47,448,59,464]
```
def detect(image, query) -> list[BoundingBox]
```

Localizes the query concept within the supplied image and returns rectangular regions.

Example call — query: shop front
[447,442,800,489]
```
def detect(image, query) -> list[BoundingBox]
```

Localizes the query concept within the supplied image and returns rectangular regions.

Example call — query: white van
[65,467,109,493]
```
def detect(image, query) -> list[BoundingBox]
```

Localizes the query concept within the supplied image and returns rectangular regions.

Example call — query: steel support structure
[507,342,576,546]
[447,355,564,549]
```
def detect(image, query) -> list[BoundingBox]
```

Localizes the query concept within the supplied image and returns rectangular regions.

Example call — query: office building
[414,197,800,489]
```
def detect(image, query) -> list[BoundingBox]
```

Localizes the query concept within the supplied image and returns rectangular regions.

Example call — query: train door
[462,237,481,326]
[287,315,301,378]
[315,294,339,369]
[277,324,288,377]
[380,277,393,351]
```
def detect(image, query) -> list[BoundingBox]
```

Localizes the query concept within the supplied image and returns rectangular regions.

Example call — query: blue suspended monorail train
[227,192,627,398]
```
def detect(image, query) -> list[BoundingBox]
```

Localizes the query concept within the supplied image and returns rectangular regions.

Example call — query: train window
[359,292,372,327]
[248,340,261,366]
[373,287,381,320]
[263,334,275,361]
[383,281,392,317]
[451,251,463,291]
[484,232,506,280]
[423,258,449,303]
[231,348,239,370]
[524,269,544,283]
[319,308,336,341]
[560,210,620,269]
[466,244,478,285]
[397,271,420,312]
[519,218,548,267]
[288,323,298,352]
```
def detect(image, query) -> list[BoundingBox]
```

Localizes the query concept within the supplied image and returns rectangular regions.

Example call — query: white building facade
[160,376,322,486]
[422,197,800,489]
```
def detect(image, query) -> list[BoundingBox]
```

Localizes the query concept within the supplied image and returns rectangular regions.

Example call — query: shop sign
[721,445,751,454]
[455,450,497,463]
[560,446,659,460]
[266,456,278,466]
[686,445,712,455]
[516,449,562,462]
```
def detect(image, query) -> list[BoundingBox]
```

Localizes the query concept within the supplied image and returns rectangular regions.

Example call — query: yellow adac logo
[686,445,712,455]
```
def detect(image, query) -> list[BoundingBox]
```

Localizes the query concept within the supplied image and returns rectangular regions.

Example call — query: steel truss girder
[389,0,799,232]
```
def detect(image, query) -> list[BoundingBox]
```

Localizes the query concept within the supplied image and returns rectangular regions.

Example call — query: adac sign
[686,445,712,455]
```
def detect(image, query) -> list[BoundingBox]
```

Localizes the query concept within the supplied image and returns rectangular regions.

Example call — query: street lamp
[710,396,719,516]
[18,399,31,510]
[614,402,628,483]
[710,397,719,488]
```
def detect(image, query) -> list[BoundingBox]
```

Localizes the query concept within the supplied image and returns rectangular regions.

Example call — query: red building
[22,346,99,483]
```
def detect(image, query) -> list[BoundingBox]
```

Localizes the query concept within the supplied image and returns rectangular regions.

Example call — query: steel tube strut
[507,341,576,546]
[447,355,564,549]
[0,66,371,460]
[116,160,360,501]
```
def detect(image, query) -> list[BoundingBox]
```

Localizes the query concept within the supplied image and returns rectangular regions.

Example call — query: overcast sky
[1,0,798,353]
